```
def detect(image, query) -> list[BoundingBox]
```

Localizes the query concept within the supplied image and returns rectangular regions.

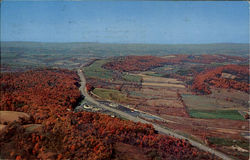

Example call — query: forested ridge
[192,65,249,94]
[103,55,247,72]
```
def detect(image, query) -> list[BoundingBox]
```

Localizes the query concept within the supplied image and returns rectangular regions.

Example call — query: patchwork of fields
[83,55,249,160]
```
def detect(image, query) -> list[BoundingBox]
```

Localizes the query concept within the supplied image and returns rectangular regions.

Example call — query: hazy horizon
[1,41,249,45]
[1,1,249,44]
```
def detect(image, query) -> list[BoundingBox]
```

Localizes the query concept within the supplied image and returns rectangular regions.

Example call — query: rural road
[77,69,233,160]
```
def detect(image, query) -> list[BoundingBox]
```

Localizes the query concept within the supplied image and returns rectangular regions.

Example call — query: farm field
[209,87,249,107]
[139,74,184,84]
[142,82,185,88]
[92,88,135,103]
[138,87,183,98]
[182,94,247,111]
[84,59,114,80]
[150,108,249,158]
[84,59,142,83]
[188,109,244,120]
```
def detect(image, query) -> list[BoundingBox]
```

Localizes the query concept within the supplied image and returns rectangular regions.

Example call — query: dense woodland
[0,69,217,160]
[0,69,82,122]
[192,65,249,94]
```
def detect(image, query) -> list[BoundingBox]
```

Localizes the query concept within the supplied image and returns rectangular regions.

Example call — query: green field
[92,88,128,103]
[84,59,114,80]
[84,59,141,82]
[188,109,245,120]
[150,65,180,75]
[145,72,165,77]
[122,73,142,82]
[129,91,157,99]
[208,137,249,150]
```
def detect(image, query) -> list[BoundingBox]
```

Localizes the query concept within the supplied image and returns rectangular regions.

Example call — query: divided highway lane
[77,69,233,160]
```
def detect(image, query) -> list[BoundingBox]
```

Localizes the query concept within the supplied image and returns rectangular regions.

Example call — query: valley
[1,1,249,160]
[81,54,249,160]
[0,42,249,160]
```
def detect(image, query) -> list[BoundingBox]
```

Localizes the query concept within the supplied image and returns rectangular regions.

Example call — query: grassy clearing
[141,74,183,84]
[129,91,157,99]
[84,59,141,83]
[122,73,142,83]
[189,109,245,120]
[92,88,128,103]
[150,65,180,75]
[142,82,185,88]
[208,137,249,150]
[145,72,165,77]
[209,88,249,108]
[84,59,114,80]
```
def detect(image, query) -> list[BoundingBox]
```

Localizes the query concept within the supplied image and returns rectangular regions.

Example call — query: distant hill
[1,41,249,57]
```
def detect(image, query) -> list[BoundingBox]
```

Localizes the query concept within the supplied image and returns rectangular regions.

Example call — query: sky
[1,1,249,44]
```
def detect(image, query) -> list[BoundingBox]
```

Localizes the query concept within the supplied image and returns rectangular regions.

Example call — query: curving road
[77,69,233,160]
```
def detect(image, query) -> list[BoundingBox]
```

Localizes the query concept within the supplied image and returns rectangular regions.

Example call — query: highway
[77,69,233,160]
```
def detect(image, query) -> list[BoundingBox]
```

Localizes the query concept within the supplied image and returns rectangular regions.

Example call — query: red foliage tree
[86,83,94,92]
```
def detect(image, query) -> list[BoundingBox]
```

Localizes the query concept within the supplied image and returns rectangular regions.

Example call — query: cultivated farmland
[84,55,249,160]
